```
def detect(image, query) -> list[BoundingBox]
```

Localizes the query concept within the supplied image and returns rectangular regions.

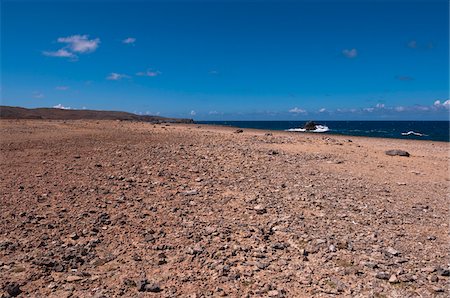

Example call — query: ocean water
[197,121,450,142]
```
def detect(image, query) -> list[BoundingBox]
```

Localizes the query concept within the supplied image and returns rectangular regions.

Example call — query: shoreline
[189,121,450,145]
[193,120,450,143]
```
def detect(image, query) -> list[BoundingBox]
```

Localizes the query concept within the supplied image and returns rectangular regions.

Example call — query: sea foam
[401,131,427,137]
[286,125,329,133]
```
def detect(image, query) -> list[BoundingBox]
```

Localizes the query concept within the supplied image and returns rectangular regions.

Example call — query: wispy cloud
[122,37,136,44]
[106,72,130,80]
[342,48,358,58]
[407,40,417,48]
[190,110,196,116]
[407,40,434,50]
[43,34,100,60]
[136,70,161,77]
[396,76,414,81]
[318,108,327,113]
[288,107,307,114]
[32,91,44,99]
[53,104,71,110]
[43,49,75,58]
[209,70,219,75]
[55,86,69,90]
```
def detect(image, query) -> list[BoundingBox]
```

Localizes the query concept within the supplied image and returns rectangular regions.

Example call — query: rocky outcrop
[303,121,318,131]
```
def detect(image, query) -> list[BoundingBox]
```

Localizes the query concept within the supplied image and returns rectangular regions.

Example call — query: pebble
[254,205,267,214]
[66,275,83,282]
[388,274,398,283]
[375,272,390,280]
[385,246,399,256]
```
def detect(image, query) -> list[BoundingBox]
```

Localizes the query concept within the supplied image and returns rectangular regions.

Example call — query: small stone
[385,246,399,256]
[254,205,267,214]
[256,262,269,270]
[437,266,450,276]
[268,290,279,297]
[235,129,244,133]
[272,243,288,250]
[399,274,416,283]
[137,279,147,292]
[66,275,83,282]
[69,233,79,240]
[385,150,410,157]
[5,283,22,297]
[432,286,445,293]
[375,272,390,280]
[183,190,198,196]
[144,282,161,293]
[329,244,337,252]
[316,239,326,245]
[429,275,439,282]
[388,274,398,283]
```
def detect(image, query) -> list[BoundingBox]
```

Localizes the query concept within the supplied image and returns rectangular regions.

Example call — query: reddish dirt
[0,120,448,297]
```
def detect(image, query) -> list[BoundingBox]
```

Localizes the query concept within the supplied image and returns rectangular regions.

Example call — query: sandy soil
[0,120,449,297]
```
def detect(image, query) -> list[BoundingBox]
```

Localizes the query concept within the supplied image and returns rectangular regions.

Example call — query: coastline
[195,120,450,143]
[1,119,448,297]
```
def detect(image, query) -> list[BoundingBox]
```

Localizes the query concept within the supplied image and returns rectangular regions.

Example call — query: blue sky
[1,0,449,120]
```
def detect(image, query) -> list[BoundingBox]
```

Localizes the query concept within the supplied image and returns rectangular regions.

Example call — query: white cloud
[190,110,196,116]
[289,107,307,114]
[136,70,161,77]
[43,49,75,58]
[57,35,100,53]
[122,37,136,44]
[53,104,71,110]
[342,48,358,58]
[433,99,450,109]
[394,106,406,112]
[318,108,327,113]
[55,86,69,90]
[209,110,219,115]
[209,70,219,75]
[375,103,385,108]
[106,72,130,80]
[43,35,100,60]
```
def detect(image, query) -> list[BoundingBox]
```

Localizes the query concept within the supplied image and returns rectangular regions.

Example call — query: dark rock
[253,205,267,214]
[137,279,161,293]
[437,266,450,276]
[384,246,400,257]
[272,243,288,250]
[5,282,22,297]
[385,150,410,157]
[235,129,244,133]
[375,272,390,280]
[303,121,318,131]
[144,283,161,292]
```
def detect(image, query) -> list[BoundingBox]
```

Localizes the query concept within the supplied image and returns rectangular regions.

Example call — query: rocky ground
[0,120,449,297]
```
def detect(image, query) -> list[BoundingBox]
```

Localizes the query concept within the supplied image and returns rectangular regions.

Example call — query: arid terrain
[0,120,449,297]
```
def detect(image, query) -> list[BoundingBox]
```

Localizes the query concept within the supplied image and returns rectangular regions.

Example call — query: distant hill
[0,106,193,123]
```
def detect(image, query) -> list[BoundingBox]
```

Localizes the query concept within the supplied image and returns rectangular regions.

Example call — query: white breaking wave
[401,131,427,137]
[286,125,330,133]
